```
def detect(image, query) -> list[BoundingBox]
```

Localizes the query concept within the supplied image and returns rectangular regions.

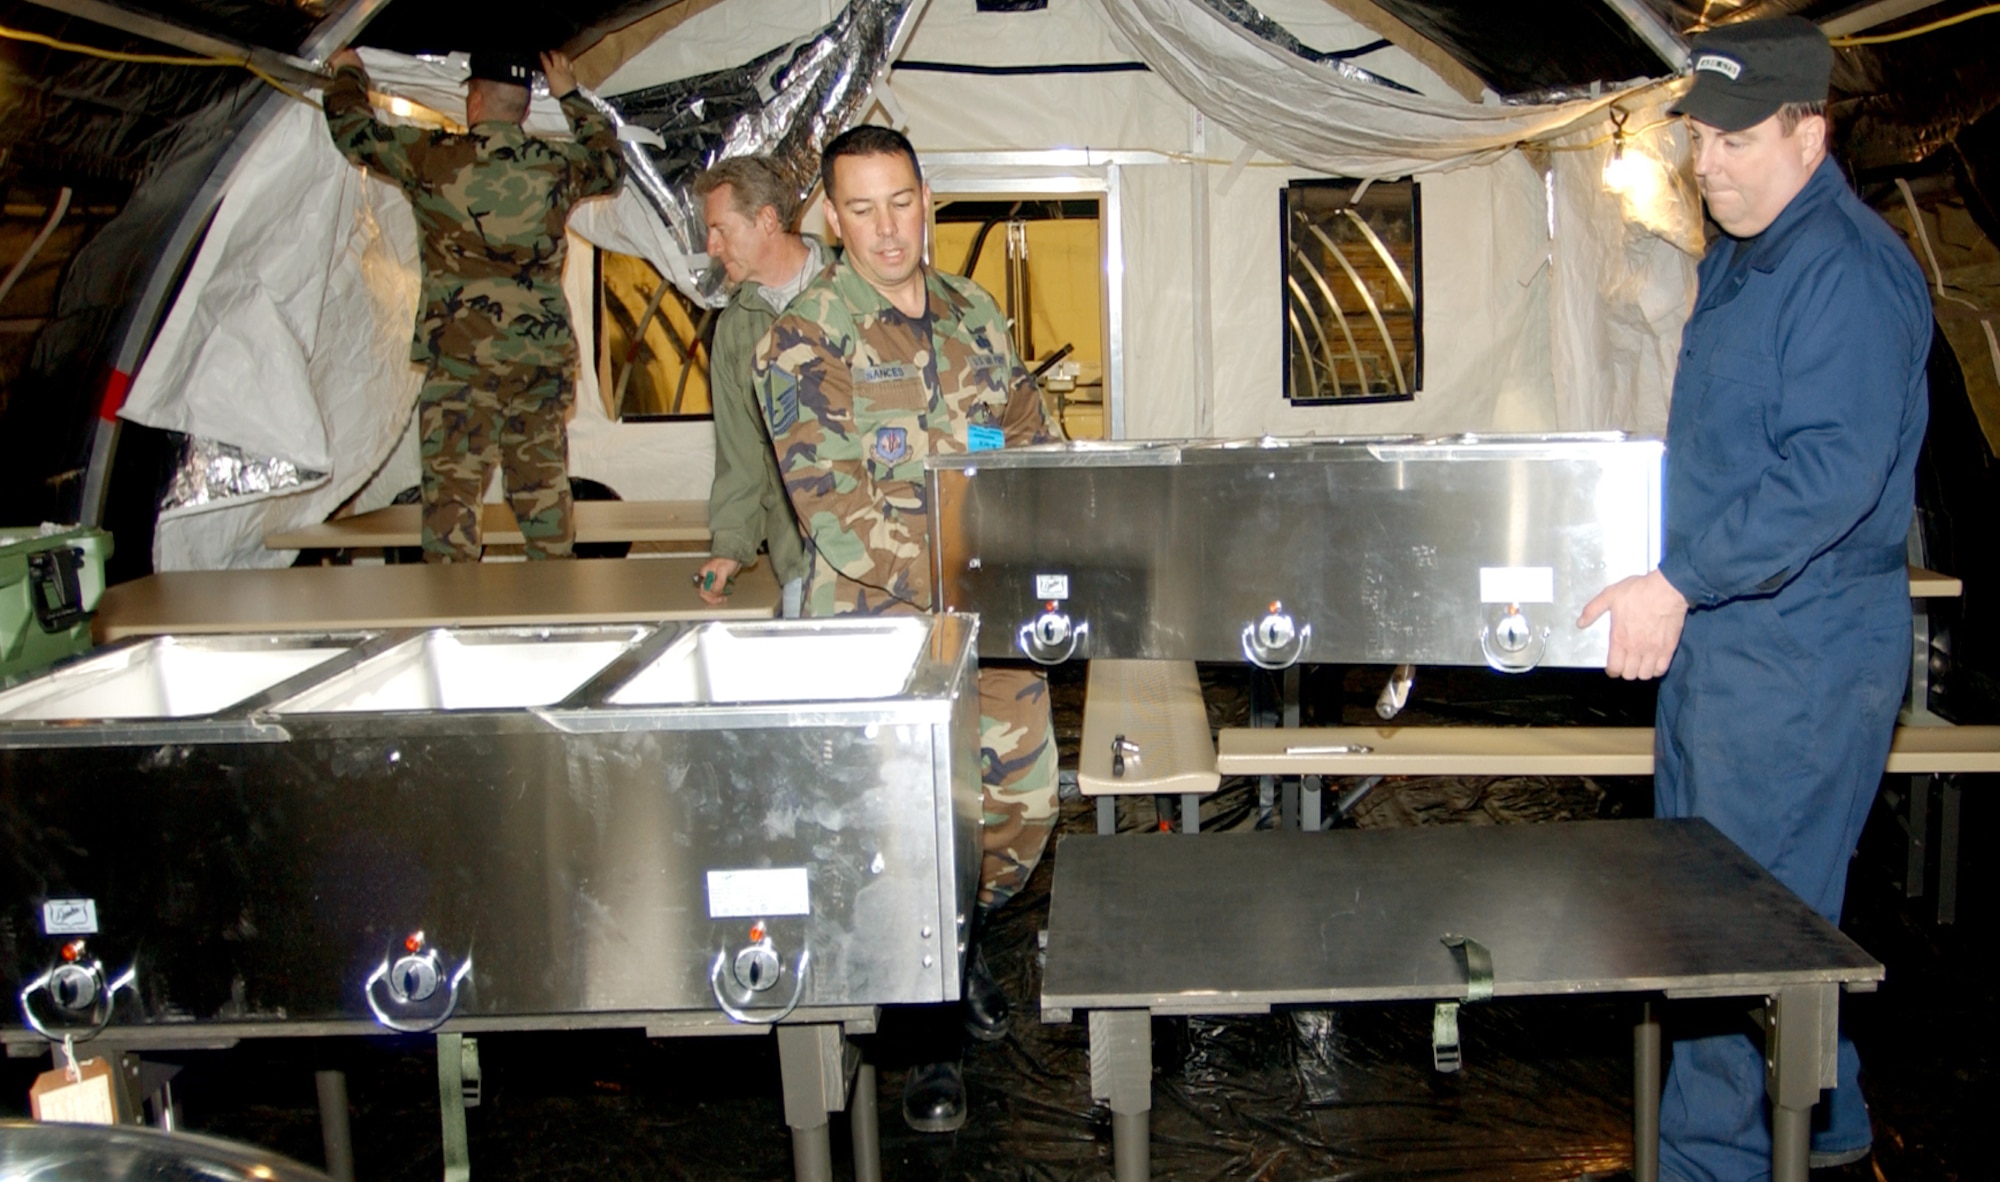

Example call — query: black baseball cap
[1669,16,1833,133]
[466,48,538,88]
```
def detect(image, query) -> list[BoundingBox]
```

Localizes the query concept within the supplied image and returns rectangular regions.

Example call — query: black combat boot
[962,941,1010,1042]
[900,1059,966,1133]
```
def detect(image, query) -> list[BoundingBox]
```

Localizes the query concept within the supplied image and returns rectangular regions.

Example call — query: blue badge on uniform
[871,426,912,465]
[766,368,799,434]
[967,424,1004,453]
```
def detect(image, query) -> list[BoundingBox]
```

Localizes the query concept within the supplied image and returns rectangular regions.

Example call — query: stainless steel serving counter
[0,615,982,1181]
[929,434,1663,670]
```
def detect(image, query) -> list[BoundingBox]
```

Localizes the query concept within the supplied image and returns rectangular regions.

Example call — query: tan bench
[1078,660,1220,833]
[263,500,710,552]
[1218,723,2000,924]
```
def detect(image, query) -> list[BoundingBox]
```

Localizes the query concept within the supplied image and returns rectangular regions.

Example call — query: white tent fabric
[128,0,1699,570]
[1096,0,1628,176]
[130,52,704,570]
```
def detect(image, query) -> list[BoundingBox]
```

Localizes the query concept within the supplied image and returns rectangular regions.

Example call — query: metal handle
[1110,734,1141,778]
[364,954,473,1034]
[1241,620,1312,670]
[18,958,137,1042]
[1016,616,1086,665]
[708,947,811,1025]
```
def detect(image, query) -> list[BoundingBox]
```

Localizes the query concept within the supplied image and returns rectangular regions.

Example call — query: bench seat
[1216,724,2000,778]
[1078,660,1219,833]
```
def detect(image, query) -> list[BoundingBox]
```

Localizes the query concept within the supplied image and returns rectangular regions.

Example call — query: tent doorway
[924,152,1131,440]
[933,195,1106,439]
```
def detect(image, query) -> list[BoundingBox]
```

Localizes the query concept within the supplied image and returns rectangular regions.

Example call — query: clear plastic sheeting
[158,436,326,514]
[607,0,918,307]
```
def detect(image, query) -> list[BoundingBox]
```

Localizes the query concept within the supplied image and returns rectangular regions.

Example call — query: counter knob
[1479,605,1549,674]
[1017,604,1086,665]
[48,963,99,1012]
[388,953,441,1004]
[1242,602,1311,669]
[733,940,783,993]
[1491,608,1532,654]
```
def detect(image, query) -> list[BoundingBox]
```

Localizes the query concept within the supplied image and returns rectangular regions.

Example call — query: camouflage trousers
[417,356,574,563]
[977,663,1058,911]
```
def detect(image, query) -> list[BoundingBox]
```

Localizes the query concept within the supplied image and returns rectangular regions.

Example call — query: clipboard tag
[30,1038,124,1124]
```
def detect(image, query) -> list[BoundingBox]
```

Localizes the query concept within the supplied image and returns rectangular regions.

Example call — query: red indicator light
[60,941,83,963]
[748,921,766,943]
[405,931,424,953]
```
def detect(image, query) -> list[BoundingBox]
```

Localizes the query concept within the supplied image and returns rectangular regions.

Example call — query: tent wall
[128,0,1691,568]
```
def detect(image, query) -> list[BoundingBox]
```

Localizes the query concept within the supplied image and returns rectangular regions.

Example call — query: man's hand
[328,48,365,74]
[1577,569,1689,681]
[695,557,742,606]
[540,51,578,97]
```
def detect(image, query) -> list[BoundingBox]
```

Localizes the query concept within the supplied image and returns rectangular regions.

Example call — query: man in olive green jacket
[692,157,823,615]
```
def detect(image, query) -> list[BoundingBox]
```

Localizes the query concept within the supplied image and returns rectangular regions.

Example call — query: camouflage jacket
[754,257,1059,617]
[323,66,624,372]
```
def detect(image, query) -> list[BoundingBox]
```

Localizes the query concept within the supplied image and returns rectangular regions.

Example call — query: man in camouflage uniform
[690,156,824,616]
[754,125,1060,1133]
[323,47,624,561]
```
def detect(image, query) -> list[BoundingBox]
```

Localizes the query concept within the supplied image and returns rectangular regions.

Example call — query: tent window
[598,251,714,420]
[1282,178,1422,405]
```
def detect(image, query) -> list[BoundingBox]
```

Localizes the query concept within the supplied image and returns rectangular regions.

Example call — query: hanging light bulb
[1602,110,1646,195]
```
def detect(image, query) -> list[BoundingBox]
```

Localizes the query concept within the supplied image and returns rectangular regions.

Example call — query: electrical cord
[1829,4,2000,48]
[0,21,311,102]
[793,519,932,613]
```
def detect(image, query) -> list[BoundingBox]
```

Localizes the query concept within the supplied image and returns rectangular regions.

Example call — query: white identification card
[41,898,97,936]
[1479,566,1556,605]
[706,868,811,918]
[1035,573,1070,600]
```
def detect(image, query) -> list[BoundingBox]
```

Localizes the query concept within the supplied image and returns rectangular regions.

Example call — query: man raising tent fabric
[322,47,625,562]
[690,156,823,617]
[753,124,1060,1133]
[1579,17,1930,1179]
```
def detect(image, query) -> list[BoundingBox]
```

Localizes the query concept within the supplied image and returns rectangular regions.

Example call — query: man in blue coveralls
[1579,16,1930,1180]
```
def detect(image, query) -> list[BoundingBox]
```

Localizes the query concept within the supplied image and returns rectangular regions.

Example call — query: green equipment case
[1,525,112,686]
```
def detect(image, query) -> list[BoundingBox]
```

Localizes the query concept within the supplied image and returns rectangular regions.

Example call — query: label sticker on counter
[1479,567,1555,604]
[706,869,810,918]
[42,898,98,936]
[1035,573,1070,600]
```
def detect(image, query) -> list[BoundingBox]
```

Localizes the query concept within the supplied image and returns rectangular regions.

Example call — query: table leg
[849,1060,880,1182]
[777,1024,853,1182]
[1905,774,1931,899]
[1633,1001,1659,1182]
[316,1069,357,1182]
[1089,1010,1152,1182]
[1181,793,1201,834]
[1764,985,1838,1182]
[1097,796,1117,835]
[435,1033,471,1182]
[1940,774,1962,925]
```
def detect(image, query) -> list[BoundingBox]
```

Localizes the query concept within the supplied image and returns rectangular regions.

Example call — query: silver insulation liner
[1197,0,1417,93]
[159,436,324,513]
[601,0,919,308]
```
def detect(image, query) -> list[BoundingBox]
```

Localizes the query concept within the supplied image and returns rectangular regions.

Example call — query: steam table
[1041,819,1883,1182]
